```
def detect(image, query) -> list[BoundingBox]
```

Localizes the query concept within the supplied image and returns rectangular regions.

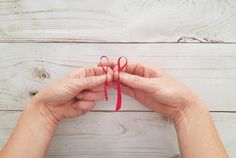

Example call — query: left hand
[30,67,112,125]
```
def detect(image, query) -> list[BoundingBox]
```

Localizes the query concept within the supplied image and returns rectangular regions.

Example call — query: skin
[0,62,228,158]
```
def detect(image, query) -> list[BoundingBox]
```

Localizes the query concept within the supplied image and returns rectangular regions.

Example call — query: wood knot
[32,68,50,80]
[177,36,203,43]
[29,90,38,97]
[177,36,224,43]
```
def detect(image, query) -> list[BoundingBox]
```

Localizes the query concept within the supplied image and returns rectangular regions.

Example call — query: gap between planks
[0,109,235,113]
[0,41,236,44]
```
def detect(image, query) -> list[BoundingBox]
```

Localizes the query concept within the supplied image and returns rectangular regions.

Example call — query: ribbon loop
[116,56,128,111]
[99,56,128,111]
[100,56,109,101]
[100,56,109,73]
[118,56,128,71]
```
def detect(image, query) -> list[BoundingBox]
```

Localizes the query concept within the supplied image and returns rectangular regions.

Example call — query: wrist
[26,100,59,131]
[173,100,228,158]
[172,91,206,122]
[173,100,210,129]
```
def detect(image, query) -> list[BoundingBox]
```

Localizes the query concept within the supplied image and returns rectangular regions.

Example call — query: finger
[98,60,157,78]
[115,71,157,92]
[119,84,136,98]
[87,73,115,92]
[77,100,96,111]
[76,91,105,101]
[67,66,113,96]
[72,100,96,116]
[97,60,117,69]
[66,75,107,95]
[73,75,109,93]
[120,62,166,79]
[88,84,104,92]
[99,60,165,76]
[70,66,113,78]
[85,66,112,77]
[70,67,103,78]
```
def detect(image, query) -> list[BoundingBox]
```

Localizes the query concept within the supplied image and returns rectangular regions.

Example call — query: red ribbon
[116,56,128,111]
[100,56,128,111]
[100,56,109,101]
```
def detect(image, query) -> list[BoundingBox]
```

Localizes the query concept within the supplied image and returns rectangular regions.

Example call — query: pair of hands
[31,62,200,126]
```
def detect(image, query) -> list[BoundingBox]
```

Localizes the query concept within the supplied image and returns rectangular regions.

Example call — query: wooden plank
[0,43,236,111]
[0,0,236,42]
[0,111,235,157]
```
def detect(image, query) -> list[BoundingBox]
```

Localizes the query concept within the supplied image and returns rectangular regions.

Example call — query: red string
[100,56,109,101]
[100,56,128,111]
[115,56,128,111]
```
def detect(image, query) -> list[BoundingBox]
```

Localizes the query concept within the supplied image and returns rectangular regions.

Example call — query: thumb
[72,75,107,93]
[116,72,155,92]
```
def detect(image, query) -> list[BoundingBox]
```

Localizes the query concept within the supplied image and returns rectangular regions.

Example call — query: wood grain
[0,111,235,157]
[0,43,236,111]
[1,1,235,157]
[0,0,236,42]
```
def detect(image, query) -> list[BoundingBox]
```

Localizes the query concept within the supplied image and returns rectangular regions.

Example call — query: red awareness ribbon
[100,56,128,111]
[115,56,128,111]
[100,56,109,101]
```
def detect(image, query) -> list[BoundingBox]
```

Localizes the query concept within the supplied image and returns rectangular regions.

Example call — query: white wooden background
[0,0,236,157]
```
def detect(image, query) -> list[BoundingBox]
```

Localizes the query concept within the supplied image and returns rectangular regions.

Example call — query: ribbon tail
[104,82,108,101]
[115,82,122,111]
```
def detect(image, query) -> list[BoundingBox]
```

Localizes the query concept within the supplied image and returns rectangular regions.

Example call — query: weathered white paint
[0,0,236,157]
[0,111,235,158]
[0,43,236,111]
[0,0,236,42]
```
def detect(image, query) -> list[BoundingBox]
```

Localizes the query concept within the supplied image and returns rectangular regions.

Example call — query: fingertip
[113,70,119,80]
[114,70,129,81]
[107,60,117,69]
[113,65,118,71]
[119,71,128,80]
[106,69,113,82]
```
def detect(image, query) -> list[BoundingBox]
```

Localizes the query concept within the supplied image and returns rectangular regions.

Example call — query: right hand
[111,62,203,123]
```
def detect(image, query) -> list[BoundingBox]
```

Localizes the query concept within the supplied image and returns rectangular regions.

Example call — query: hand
[106,62,202,123]
[30,67,112,125]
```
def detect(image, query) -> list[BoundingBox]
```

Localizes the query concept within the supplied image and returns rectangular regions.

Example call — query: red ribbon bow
[100,56,128,111]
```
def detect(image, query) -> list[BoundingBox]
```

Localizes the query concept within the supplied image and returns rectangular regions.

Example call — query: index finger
[70,66,113,79]
[99,61,164,78]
